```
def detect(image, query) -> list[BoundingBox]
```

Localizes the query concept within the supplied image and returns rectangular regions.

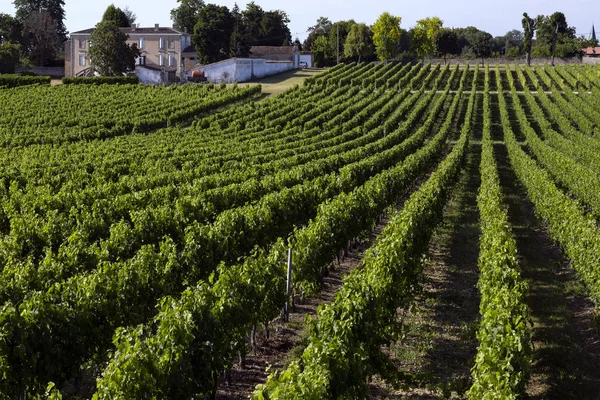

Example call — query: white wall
[300,54,313,68]
[197,58,296,83]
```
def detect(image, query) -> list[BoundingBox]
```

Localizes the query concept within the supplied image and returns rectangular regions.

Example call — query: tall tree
[535,12,576,64]
[0,41,21,73]
[522,12,541,66]
[303,16,331,51]
[229,3,250,57]
[170,0,205,33]
[329,20,356,63]
[102,4,131,28]
[192,4,234,64]
[344,23,373,63]
[13,0,66,42]
[311,34,332,67]
[23,10,61,65]
[372,12,402,61]
[243,2,264,44]
[413,16,443,61]
[0,13,23,44]
[88,19,139,75]
[260,10,291,46]
[123,6,136,27]
[434,28,458,63]
[472,30,493,64]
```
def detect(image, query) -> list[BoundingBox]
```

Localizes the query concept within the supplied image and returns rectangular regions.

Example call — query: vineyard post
[284,248,293,322]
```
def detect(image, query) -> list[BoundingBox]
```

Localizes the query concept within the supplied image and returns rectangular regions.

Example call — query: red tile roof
[250,46,296,55]
[583,47,600,55]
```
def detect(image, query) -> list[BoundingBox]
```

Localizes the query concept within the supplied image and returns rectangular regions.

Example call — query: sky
[0,0,597,41]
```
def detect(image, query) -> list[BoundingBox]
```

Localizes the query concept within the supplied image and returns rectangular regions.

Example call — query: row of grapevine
[467,67,531,399]
[253,69,476,399]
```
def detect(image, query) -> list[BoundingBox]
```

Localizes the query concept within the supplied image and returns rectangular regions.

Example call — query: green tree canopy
[344,22,373,63]
[522,12,542,65]
[0,40,21,73]
[0,13,23,44]
[23,10,61,66]
[192,4,234,64]
[88,19,139,75]
[413,16,443,60]
[13,0,67,42]
[170,0,205,33]
[472,30,493,63]
[303,16,331,51]
[229,3,250,57]
[372,12,402,61]
[434,27,458,62]
[102,4,131,27]
[311,34,333,67]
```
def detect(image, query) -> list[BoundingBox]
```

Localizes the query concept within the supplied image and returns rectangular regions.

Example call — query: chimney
[132,24,136,32]
[154,23,159,31]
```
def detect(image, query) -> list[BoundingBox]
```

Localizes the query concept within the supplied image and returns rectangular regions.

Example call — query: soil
[215,217,389,399]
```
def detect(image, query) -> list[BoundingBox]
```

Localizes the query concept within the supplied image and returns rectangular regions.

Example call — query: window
[168,39,175,50]
[138,37,145,49]
[169,55,176,67]
[159,37,165,49]
[78,40,86,49]
[79,54,85,66]
[159,54,164,66]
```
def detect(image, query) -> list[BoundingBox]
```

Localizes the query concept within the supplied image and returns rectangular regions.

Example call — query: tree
[88,19,139,75]
[344,23,373,63]
[472,30,492,64]
[522,12,541,66]
[455,26,483,56]
[102,4,131,27]
[170,0,205,33]
[303,16,331,51]
[260,10,291,46]
[123,6,136,27]
[0,41,21,73]
[0,13,23,44]
[328,20,356,63]
[23,11,61,66]
[312,34,332,67]
[13,0,67,42]
[229,3,250,57]
[372,12,402,61]
[192,4,234,64]
[535,12,577,64]
[413,16,443,61]
[434,28,458,63]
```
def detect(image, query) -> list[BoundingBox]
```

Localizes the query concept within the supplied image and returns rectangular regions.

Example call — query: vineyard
[0,61,599,399]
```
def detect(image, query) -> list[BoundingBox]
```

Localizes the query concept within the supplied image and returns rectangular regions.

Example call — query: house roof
[250,46,296,55]
[583,46,600,55]
[72,26,186,35]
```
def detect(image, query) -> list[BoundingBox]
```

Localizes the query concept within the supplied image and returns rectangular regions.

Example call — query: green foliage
[344,23,373,63]
[192,4,234,64]
[372,12,402,61]
[88,19,139,76]
[434,28,458,61]
[62,75,139,85]
[467,66,532,398]
[311,35,332,67]
[0,41,21,73]
[0,73,49,86]
[412,16,443,59]
[102,4,132,27]
[472,31,493,62]
[170,0,205,33]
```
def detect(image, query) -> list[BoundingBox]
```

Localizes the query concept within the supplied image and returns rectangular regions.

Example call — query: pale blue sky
[0,0,597,40]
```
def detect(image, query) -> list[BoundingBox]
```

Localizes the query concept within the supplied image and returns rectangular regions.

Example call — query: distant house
[582,47,600,57]
[65,24,196,84]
